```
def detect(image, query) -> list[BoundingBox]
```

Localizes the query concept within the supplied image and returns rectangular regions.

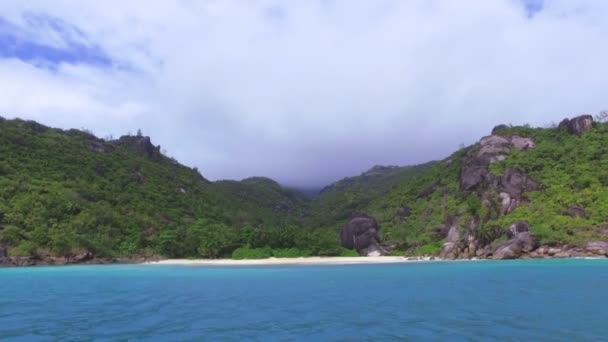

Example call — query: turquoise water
[0,259,607,341]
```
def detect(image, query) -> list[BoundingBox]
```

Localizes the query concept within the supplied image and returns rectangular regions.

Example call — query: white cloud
[0,0,607,186]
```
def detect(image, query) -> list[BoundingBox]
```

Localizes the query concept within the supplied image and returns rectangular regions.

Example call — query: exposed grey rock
[510,136,535,150]
[517,232,537,253]
[70,250,93,263]
[0,247,6,258]
[460,132,537,198]
[554,251,572,258]
[507,221,529,238]
[500,168,541,198]
[439,216,462,259]
[558,114,594,135]
[460,135,509,191]
[9,256,37,267]
[563,206,587,218]
[115,135,162,160]
[493,239,523,260]
[440,242,458,260]
[340,214,387,256]
[585,241,608,255]
[493,232,537,259]
[87,140,114,153]
[474,248,486,257]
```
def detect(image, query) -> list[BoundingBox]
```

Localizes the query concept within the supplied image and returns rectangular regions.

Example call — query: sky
[0,0,607,187]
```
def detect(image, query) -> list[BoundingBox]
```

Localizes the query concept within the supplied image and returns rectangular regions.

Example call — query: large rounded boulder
[558,115,593,136]
[340,214,387,256]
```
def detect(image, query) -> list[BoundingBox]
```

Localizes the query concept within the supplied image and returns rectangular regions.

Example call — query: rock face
[87,140,114,153]
[340,214,387,256]
[115,136,162,160]
[510,136,535,150]
[498,169,541,215]
[493,223,536,260]
[558,115,594,135]
[458,129,540,222]
[70,250,94,263]
[507,221,529,237]
[493,232,537,260]
[585,241,608,255]
[439,216,461,259]
[460,134,537,193]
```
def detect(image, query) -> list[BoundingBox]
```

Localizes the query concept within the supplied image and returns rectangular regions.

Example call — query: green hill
[0,118,337,262]
[2,114,608,263]
[309,163,436,228]
[353,114,608,258]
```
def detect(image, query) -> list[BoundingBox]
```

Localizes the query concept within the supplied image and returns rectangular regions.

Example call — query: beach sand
[144,256,439,266]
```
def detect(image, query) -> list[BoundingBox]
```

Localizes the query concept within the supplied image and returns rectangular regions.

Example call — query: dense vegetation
[357,116,608,254]
[0,118,349,259]
[309,163,435,228]
[3,114,608,261]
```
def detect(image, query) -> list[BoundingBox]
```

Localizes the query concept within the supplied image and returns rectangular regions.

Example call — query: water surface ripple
[1,259,606,341]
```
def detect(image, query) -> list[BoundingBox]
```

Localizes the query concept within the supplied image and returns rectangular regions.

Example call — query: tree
[191,219,238,258]
[595,110,608,123]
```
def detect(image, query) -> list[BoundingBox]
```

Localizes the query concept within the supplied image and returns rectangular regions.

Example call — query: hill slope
[3,114,608,263]
[0,118,331,263]
[353,115,608,258]
[309,163,436,227]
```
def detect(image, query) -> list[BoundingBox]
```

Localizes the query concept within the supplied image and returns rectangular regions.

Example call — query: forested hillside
[2,114,608,264]
[0,118,348,264]
[348,114,608,259]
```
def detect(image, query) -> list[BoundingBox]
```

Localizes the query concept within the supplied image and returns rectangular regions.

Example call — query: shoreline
[1,255,606,268]
[143,256,440,266]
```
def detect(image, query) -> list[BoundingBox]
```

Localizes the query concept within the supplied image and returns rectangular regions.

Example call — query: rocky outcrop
[563,206,587,218]
[459,130,539,220]
[558,115,593,135]
[340,214,387,256]
[491,221,537,259]
[86,140,114,153]
[510,136,535,150]
[498,169,541,215]
[585,241,608,255]
[114,136,162,160]
[507,221,529,237]
[0,253,164,267]
[439,216,461,259]
[70,250,94,263]
[493,232,537,260]
[460,134,536,192]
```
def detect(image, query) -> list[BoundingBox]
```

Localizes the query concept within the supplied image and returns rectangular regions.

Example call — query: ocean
[1,259,607,340]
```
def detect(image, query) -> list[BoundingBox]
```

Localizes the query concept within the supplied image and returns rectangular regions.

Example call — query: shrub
[414,242,442,256]
[231,247,272,259]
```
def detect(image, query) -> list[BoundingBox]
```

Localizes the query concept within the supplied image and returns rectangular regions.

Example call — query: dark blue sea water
[1,259,607,341]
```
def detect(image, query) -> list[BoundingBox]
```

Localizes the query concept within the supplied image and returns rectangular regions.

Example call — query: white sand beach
[144,256,439,266]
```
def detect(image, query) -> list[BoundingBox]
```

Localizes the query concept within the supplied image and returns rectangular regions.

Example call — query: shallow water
[1,259,607,341]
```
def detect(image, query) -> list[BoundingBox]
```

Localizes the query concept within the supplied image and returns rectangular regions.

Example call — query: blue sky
[0,14,112,68]
[0,0,607,187]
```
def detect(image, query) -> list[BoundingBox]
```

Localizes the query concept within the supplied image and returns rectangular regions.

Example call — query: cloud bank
[0,0,607,186]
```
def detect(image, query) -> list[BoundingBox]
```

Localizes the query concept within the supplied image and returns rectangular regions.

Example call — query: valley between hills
[2,114,608,266]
